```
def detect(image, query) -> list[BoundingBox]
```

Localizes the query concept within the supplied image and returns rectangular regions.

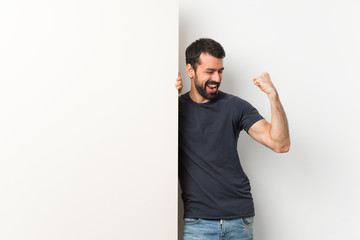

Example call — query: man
[175,38,290,240]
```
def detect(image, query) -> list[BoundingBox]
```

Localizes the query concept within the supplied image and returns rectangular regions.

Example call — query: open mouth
[206,84,218,93]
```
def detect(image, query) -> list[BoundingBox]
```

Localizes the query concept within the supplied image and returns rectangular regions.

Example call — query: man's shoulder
[179,91,190,103]
[219,91,235,99]
[218,91,255,111]
[218,91,245,103]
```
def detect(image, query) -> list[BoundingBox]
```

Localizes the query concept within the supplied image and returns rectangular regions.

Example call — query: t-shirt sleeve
[233,97,264,133]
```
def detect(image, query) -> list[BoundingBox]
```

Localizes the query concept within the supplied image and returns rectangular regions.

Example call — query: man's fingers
[175,72,183,93]
[253,78,260,86]
[175,81,183,87]
[175,72,183,94]
[176,72,183,86]
[252,72,277,95]
[176,73,182,82]
[175,77,182,85]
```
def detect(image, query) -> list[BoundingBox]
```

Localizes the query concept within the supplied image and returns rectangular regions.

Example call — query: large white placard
[0,1,178,239]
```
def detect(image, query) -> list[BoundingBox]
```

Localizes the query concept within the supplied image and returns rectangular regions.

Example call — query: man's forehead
[198,52,224,69]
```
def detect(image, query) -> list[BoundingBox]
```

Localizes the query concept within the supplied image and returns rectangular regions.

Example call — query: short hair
[185,38,226,71]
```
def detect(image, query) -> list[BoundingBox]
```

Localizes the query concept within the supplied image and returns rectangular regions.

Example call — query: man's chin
[204,90,219,100]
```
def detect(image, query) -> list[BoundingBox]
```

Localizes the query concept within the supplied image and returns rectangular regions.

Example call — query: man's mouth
[206,84,218,93]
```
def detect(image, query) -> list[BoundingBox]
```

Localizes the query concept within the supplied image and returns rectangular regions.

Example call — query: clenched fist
[253,72,277,96]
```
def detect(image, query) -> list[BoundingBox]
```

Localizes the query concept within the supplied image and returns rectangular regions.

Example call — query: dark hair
[185,38,226,71]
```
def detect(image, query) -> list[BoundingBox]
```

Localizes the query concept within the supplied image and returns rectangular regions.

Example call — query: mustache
[205,81,220,87]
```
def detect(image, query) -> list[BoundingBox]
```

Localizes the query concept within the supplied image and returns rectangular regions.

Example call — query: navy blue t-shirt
[178,91,264,219]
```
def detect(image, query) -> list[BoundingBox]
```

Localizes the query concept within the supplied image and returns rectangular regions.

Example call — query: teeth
[208,84,217,87]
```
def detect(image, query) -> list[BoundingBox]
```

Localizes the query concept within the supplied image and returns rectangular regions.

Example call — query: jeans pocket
[241,217,254,227]
[184,218,201,225]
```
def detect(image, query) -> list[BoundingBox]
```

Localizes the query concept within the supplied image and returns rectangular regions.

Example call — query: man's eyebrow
[206,67,225,71]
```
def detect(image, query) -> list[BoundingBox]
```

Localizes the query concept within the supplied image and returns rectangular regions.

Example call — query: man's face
[193,53,224,101]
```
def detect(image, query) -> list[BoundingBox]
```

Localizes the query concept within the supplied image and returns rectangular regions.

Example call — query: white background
[0,1,178,239]
[179,0,360,239]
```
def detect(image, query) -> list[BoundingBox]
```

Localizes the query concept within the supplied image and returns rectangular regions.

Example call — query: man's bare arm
[248,72,290,153]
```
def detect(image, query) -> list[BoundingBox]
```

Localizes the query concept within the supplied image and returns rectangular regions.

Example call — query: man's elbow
[272,141,290,153]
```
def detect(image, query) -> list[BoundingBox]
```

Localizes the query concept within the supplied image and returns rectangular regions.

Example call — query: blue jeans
[183,217,254,240]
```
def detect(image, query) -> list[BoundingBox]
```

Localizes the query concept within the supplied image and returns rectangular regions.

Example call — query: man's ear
[186,64,194,79]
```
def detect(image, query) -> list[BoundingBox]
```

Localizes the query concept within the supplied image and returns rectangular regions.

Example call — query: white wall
[179,0,360,239]
[0,1,178,239]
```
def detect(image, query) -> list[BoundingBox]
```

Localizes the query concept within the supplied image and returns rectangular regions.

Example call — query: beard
[194,73,220,101]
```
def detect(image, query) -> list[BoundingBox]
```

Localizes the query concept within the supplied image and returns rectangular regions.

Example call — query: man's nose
[212,72,221,82]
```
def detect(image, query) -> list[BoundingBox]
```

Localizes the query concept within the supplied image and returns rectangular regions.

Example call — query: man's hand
[253,72,277,96]
[175,72,183,94]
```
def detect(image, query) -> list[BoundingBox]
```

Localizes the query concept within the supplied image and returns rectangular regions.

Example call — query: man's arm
[248,72,290,153]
